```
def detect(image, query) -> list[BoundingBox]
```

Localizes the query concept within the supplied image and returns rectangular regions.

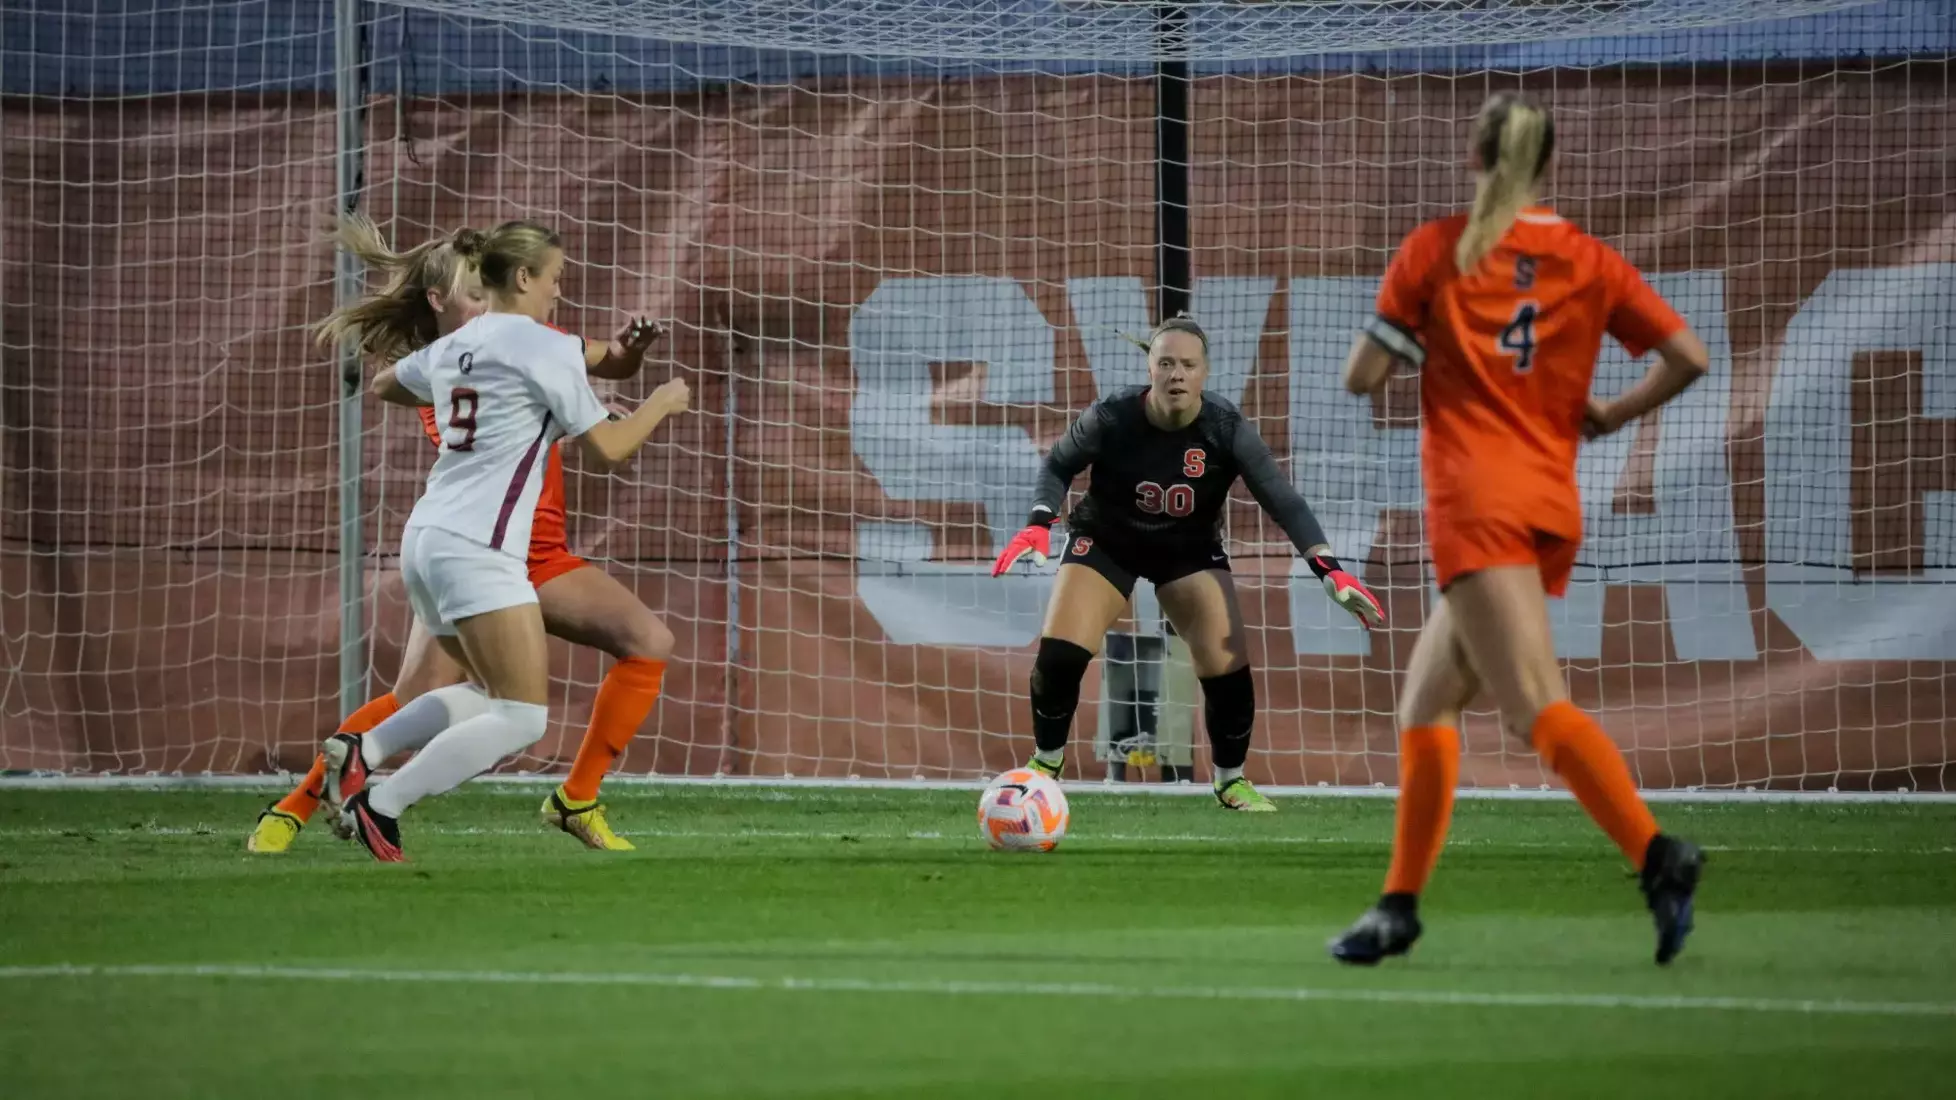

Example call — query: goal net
[2,0,1951,792]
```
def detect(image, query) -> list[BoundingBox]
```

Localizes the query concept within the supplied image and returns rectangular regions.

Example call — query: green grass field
[1,786,1952,1099]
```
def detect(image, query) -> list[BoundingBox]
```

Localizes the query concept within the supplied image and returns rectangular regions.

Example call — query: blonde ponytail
[314,215,482,362]
[1455,93,1554,273]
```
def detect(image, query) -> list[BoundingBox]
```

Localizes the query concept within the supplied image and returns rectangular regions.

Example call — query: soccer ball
[976,768,1070,852]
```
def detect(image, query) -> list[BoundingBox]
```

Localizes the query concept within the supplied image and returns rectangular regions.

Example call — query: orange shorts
[527,544,589,589]
[1429,515,1580,598]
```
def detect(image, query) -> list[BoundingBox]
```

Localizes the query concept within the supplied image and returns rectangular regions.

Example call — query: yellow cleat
[1214,777,1278,813]
[246,805,304,853]
[541,788,636,851]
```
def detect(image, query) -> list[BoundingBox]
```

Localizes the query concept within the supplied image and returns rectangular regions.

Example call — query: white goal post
[0,0,1950,795]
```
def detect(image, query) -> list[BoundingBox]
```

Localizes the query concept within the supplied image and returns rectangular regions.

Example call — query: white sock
[1214,765,1244,786]
[359,684,490,768]
[368,699,549,818]
[1033,748,1064,766]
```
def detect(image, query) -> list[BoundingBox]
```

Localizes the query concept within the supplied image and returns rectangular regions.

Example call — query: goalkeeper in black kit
[990,315,1385,810]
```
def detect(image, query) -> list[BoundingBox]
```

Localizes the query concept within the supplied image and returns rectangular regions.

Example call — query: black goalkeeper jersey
[1030,386,1329,557]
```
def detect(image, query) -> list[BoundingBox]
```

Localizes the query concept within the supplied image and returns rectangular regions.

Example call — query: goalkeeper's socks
[1212,765,1244,787]
[561,658,666,802]
[271,692,400,823]
[1530,701,1659,870]
[1031,748,1065,770]
[1383,725,1459,896]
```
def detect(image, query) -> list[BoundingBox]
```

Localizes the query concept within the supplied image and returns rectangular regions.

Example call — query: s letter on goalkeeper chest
[1035,386,1329,561]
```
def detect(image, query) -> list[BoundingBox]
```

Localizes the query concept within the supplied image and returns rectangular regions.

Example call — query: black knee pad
[1031,637,1094,710]
[1029,637,1095,753]
[1200,665,1257,768]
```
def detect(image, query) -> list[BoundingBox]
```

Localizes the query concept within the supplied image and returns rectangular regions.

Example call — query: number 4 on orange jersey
[1499,302,1539,373]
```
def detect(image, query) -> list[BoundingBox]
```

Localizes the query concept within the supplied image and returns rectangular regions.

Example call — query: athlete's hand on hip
[1582,395,1626,440]
[991,514,1055,577]
[1308,553,1385,629]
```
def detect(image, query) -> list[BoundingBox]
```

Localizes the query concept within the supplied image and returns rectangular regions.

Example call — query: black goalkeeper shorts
[1059,531,1230,598]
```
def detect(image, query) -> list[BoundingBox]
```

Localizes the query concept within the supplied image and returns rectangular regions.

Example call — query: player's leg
[313,616,483,840]
[1384,596,1478,896]
[1154,566,1272,811]
[1446,564,1653,848]
[1445,561,1702,964]
[534,563,674,850]
[346,532,552,861]
[1025,540,1135,778]
[248,614,466,852]
[1330,598,1480,964]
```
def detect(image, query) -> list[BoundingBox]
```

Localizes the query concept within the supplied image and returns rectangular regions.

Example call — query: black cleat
[1640,833,1704,965]
[1329,903,1422,966]
[343,790,405,863]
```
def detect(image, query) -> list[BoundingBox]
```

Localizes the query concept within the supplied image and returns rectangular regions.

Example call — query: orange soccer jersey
[1368,207,1686,593]
[414,406,586,587]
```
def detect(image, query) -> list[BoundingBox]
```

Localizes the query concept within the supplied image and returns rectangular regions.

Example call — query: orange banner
[2,66,1951,790]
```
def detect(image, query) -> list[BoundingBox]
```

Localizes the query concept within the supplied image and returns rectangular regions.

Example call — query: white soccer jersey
[394,313,608,558]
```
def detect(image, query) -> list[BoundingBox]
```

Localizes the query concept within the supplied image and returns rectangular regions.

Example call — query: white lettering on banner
[1286,277,1405,656]
[1765,264,1956,660]
[855,522,1055,646]
[850,268,1953,661]
[851,277,1053,646]
[1068,277,1154,398]
[1564,271,1755,660]
[850,276,1054,555]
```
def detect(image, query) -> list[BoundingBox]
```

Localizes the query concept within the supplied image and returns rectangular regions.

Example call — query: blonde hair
[1455,92,1556,273]
[473,219,563,297]
[314,215,486,362]
[1116,311,1210,356]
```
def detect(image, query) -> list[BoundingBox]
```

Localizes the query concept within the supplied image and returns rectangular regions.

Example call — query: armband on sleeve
[1363,316,1425,366]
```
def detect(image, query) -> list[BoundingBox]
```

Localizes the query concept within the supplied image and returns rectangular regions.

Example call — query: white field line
[1,773,1950,804]
[0,962,1949,1019]
[0,823,1947,856]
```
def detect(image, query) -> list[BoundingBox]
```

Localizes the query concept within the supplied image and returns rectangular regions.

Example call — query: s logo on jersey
[1071,538,1093,556]
[1182,448,1206,478]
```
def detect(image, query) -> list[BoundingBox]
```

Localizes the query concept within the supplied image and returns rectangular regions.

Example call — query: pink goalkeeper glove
[991,513,1056,576]
[1309,554,1384,629]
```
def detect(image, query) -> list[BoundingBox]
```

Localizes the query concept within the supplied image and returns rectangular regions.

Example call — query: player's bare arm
[1341,330,1401,396]
[1584,328,1710,438]
[578,376,691,469]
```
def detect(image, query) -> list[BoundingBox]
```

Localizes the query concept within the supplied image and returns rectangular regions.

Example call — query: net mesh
[393,0,1881,61]
[1,0,1951,791]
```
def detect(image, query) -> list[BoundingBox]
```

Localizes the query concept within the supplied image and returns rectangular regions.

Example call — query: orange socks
[1383,725,1460,897]
[561,657,667,802]
[1530,701,1659,870]
[273,692,402,822]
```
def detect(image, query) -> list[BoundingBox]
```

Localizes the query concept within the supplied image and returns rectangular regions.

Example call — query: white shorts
[400,525,537,637]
